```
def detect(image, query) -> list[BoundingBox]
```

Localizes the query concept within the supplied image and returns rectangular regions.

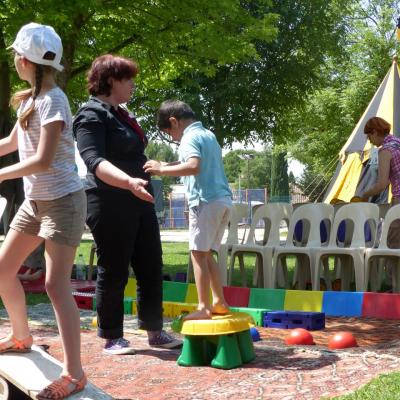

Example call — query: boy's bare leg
[183,250,212,320]
[207,253,229,314]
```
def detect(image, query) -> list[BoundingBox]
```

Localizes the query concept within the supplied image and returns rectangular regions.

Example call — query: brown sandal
[0,335,33,353]
[37,373,87,399]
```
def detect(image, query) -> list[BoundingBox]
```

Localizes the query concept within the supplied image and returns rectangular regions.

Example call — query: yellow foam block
[181,312,254,336]
[184,284,198,303]
[163,301,176,318]
[173,302,197,317]
[124,278,137,298]
[184,283,213,304]
[284,290,323,312]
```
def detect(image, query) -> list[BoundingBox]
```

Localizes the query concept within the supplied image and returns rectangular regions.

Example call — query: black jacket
[73,97,152,194]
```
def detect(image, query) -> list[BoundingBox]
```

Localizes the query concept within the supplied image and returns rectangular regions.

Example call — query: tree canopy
[140,0,351,146]
[285,0,399,198]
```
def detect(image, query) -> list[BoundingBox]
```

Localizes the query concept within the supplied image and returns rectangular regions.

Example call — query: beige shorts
[10,189,86,247]
[189,198,232,252]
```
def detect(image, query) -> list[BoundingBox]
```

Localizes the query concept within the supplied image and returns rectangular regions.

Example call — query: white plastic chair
[312,203,379,291]
[229,203,292,288]
[365,204,400,292]
[186,203,249,285]
[273,203,334,290]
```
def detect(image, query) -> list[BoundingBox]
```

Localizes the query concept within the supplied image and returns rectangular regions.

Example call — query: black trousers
[86,190,163,339]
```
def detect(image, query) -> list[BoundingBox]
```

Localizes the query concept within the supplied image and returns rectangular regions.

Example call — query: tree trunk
[0,29,23,233]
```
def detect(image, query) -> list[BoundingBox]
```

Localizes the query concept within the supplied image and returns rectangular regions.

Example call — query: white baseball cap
[9,22,64,72]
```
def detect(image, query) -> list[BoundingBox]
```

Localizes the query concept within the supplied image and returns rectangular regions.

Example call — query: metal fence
[160,188,308,229]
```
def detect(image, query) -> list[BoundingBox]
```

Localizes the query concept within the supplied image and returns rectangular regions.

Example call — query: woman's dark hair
[157,100,195,129]
[87,54,138,96]
[364,116,391,136]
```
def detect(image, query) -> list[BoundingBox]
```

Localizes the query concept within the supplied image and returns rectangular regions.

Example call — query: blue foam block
[322,291,363,317]
[264,311,325,330]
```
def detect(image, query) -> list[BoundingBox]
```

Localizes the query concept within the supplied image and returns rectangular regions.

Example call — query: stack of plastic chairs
[228,203,292,288]
[272,203,334,290]
[311,203,379,291]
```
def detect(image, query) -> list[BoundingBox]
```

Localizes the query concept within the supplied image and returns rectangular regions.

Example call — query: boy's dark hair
[157,100,195,129]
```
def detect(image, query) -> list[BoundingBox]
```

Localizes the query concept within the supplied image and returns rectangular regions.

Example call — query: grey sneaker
[103,338,136,355]
[148,330,183,349]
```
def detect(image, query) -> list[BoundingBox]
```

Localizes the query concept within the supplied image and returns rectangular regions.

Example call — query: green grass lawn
[76,240,282,287]
[332,372,400,399]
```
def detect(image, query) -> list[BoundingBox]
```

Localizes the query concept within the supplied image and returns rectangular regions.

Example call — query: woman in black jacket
[73,54,181,355]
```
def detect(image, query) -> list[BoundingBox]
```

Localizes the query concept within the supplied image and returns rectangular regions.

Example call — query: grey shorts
[10,189,86,247]
[189,198,232,252]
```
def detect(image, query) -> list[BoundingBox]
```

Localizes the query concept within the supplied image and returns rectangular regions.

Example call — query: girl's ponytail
[11,64,44,130]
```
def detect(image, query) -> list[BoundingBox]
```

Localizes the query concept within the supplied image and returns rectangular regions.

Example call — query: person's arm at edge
[0,121,63,182]
[144,157,200,177]
[0,123,19,158]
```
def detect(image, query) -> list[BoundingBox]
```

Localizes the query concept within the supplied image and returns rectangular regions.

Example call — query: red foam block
[223,286,250,307]
[362,292,400,319]
[22,277,96,294]
[73,292,95,310]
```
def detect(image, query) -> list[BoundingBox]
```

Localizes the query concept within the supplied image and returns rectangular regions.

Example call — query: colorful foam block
[248,288,286,310]
[362,293,400,319]
[322,292,363,317]
[163,281,188,302]
[284,290,323,312]
[72,292,94,310]
[123,297,133,315]
[132,301,137,315]
[185,283,198,303]
[264,311,325,330]
[223,286,250,307]
[184,283,213,304]
[173,302,197,317]
[124,278,137,298]
[229,307,269,327]
[163,301,176,318]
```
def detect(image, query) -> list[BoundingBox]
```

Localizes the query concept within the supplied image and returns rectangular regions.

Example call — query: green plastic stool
[177,312,256,369]
[211,333,243,369]
[178,336,209,366]
[236,329,256,363]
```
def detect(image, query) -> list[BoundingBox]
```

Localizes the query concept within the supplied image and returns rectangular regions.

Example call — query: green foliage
[142,0,350,146]
[223,148,272,189]
[286,0,399,182]
[297,165,331,202]
[270,150,289,199]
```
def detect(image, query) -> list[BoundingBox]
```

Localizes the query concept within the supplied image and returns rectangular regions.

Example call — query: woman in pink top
[362,116,400,288]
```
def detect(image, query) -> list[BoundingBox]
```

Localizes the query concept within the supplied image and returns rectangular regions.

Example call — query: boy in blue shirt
[144,100,232,320]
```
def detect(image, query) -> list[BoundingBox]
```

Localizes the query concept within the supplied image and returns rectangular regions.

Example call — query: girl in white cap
[0,23,86,398]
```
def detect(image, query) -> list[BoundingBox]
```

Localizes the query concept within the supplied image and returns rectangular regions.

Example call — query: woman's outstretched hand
[128,177,154,203]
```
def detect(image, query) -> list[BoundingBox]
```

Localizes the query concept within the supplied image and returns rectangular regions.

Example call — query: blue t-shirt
[179,121,232,208]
